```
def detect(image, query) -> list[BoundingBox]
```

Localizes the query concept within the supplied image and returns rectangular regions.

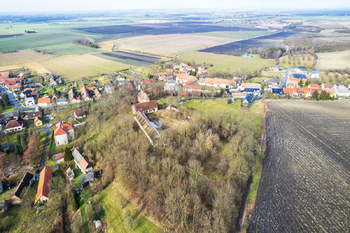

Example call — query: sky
[2,0,350,12]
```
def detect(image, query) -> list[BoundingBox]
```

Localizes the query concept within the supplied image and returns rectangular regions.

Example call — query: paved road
[280,66,291,87]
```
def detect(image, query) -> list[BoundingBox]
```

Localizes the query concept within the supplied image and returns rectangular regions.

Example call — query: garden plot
[249,100,350,233]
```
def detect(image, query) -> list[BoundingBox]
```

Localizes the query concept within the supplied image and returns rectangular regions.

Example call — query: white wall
[55,134,68,146]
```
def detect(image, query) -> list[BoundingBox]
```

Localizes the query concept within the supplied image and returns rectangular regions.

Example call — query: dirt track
[248,100,350,232]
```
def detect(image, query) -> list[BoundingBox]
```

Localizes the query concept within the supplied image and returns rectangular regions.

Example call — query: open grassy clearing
[174,98,240,114]
[316,50,350,70]
[111,34,232,56]
[0,51,50,66]
[23,62,51,74]
[179,51,275,73]
[279,53,316,69]
[35,43,99,56]
[97,183,163,233]
[193,30,275,39]
[0,65,22,71]
[38,54,130,81]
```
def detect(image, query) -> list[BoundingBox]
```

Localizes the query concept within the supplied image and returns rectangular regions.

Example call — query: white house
[56,98,68,105]
[54,122,74,146]
[336,88,350,98]
[310,71,320,79]
[202,78,236,89]
[72,148,92,174]
[25,97,36,106]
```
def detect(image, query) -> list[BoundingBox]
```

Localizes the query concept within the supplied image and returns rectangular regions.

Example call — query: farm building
[310,71,320,78]
[201,78,236,89]
[293,73,307,79]
[138,89,150,103]
[80,85,90,101]
[231,92,248,98]
[72,148,92,174]
[176,74,197,84]
[35,166,52,204]
[133,100,158,115]
[183,85,202,93]
[54,122,74,146]
[5,120,23,133]
[240,83,261,91]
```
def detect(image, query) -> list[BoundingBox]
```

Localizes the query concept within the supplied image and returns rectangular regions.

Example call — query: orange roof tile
[38,98,51,103]
[54,122,74,136]
[8,83,22,89]
[183,85,202,90]
[35,166,52,204]
[308,84,319,88]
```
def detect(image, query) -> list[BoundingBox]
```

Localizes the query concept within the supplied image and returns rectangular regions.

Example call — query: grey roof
[25,111,41,119]
[72,149,83,164]
[337,88,349,94]
[0,110,19,120]
[105,83,112,88]
[56,98,67,103]
[198,78,205,84]
[0,181,3,194]
[14,172,34,198]
[80,172,94,186]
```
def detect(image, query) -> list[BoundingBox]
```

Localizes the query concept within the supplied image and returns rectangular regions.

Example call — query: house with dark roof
[80,170,101,188]
[54,122,74,146]
[5,120,23,133]
[132,100,158,115]
[23,111,41,120]
[74,107,85,119]
[72,148,92,174]
[35,166,52,204]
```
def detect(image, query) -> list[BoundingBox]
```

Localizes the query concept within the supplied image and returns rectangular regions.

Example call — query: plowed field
[249,100,350,233]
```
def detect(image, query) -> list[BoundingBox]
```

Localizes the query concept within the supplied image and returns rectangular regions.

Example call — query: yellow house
[34,116,43,126]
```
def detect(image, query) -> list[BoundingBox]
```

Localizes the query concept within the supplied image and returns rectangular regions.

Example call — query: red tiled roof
[8,83,22,89]
[0,72,9,79]
[322,83,332,88]
[283,88,297,95]
[54,153,64,161]
[133,100,158,112]
[79,159,89,171]
[183,85,202,90]
[35,166,52,204]
[5,120,22,129]
[38,98,51,104]
[54,122,74,136]
[309,84,319,88]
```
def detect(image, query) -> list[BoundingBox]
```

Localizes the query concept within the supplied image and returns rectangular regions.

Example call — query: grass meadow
[179,51,275,73]
[0,51,50,66]
[38,54,130,80]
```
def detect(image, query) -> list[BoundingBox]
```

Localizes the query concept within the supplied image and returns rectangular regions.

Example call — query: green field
[174,99,240,114]
[38,54,130,80]
[194,31,275,40]
[97,184,163,233]
[179,51,275,73]
[36,43,99,56]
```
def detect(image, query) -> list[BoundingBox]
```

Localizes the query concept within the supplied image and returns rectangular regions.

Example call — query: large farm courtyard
[249,100,350,232]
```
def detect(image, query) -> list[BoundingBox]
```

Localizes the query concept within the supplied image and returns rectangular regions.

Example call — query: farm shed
[35,167,52,204]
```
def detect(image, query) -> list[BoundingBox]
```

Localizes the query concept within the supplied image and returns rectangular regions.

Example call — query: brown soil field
[101,34,233,56]
[316,50,350,70]
[249,100,350,232]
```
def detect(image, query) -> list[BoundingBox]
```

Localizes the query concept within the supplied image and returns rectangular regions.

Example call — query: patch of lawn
[0,105,16,114]
[0,187,14,201]
[175,99,240,114]
[98,184,163,233]
[247,167,262,204]
[0,133,18,144]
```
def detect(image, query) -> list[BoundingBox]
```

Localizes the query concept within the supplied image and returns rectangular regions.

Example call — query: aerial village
[0,60,341,219]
